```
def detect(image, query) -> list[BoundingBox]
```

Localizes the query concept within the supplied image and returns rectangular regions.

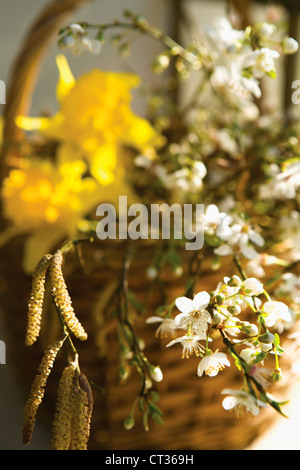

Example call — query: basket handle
[2,0,90,152]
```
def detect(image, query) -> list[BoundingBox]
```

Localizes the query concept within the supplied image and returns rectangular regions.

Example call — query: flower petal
[193,291,211,311]
[173,312,189,328]
[175,296,194,314]
[55,54,75,101]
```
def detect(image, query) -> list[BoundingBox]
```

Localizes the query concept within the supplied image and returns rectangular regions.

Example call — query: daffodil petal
[90,145,117,185]
[15,116,51,131]
[124,114,166,149]
[55,54,75,101]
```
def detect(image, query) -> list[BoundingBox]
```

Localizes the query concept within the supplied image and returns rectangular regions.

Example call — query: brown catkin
[78,373,93,420]
[50,251,88,341]
[51,362,77,450]
[22,338,64,445]
[69,387,90,450]
[25,254,52,346]
[69,373,93,450]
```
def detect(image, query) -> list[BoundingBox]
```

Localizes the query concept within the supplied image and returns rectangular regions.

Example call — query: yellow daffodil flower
[1,157,102,273]
[16,55,164,185]
[1,57,162,273]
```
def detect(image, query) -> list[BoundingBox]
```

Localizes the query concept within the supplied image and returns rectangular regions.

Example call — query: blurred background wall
[0,0,300,450]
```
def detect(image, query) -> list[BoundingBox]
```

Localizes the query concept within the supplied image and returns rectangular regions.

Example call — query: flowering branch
[115,244,164,431]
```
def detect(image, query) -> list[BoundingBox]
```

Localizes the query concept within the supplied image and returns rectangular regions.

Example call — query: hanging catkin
[25,254,52,346]
[69,386,90,450]
[51,361,77,450]
[23,338,64,445]
[50,250,88,341]
[70,373,93,450]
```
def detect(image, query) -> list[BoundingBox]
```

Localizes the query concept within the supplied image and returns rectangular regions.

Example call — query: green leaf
[151,413,164,425]
[254,351,268,364]
[148,401,164,417]
[274,333,285,354]
[143,410,149,432]
[96,30,105,42]
[150,390,160,403]
[265,392,289,418]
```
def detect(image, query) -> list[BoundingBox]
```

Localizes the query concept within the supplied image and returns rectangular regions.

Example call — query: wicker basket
[0,0,296,451]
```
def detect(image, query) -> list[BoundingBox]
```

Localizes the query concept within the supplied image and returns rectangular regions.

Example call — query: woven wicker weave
[0,0,296,450]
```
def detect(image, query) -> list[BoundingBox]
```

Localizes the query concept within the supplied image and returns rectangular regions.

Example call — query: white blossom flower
[246,254,278,278]
[59,23,101,55]
[221,388,267,416]
[246,257,265,278]
[202,204,233,241]
[214,278,243,317]
[173,291,211,339]
[211,63,261,101]
[146,316,178,338]
[248,365,274,389]
[166,334,205,358]
[262,300,292,328]
[240,347,257,364]
[215,129,238,155]
[241,277,264,296]
[243,47,279,78]
[259,162,300,201]
[214,219,264,260]
[277,161,300,191]
[165,161,207,193]
[276,273,300,304]
[205,17,244,51]
[197,352,230,377]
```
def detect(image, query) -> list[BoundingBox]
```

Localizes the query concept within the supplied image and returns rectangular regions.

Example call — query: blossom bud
[68,23,85,34]
[242,323,258,337]
[58,34,75,49]
[272,368,282,382]
[259,342,273,352]
[215,293,225,305]
[227,275,242,287]
[124,416,135,430]
[257,22,276,39]
[146,266,158,279]
[243,278,264,296]
[227,304,241,315]
[145,377,153,390]
[259,332,274,344]
[149,366,163,382]
[119,366,130,382]
[212,310,224,323]
[282,37,299,54]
